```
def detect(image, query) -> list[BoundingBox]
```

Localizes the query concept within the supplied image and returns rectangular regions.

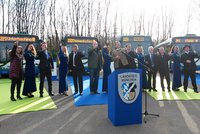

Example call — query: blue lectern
[108,69,142,126]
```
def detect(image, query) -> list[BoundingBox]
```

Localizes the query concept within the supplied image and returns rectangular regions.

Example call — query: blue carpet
[196,74,200,84]
[68,76,108,106]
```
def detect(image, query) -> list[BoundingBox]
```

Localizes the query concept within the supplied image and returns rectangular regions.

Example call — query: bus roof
[0,34,39,43]
[64,36,98,44]
[155,35,200,49]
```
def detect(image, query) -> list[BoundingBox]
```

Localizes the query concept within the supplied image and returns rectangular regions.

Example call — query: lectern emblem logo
[118,72,140,104]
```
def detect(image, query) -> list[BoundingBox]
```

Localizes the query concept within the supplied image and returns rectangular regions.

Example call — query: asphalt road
[0,77,200,134]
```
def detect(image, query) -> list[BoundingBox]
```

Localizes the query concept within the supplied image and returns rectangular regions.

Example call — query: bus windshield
[0,42,38,63]
[67,43,91,58]
[120,36,152,54]
[0,34,39,63]
[64,36,98,72]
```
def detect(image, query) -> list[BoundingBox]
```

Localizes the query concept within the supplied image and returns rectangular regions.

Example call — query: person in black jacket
[69,44,85,96]
[88,41,102,94]
[181,45,199,93]
[37,41,54,97]
[145,46,157,92]
[157,47,171,92]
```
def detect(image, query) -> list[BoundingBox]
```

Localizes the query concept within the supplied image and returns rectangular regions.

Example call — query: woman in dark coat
[102,45,112,92]
[9,41,23,101]
[136,46,148,89]
[58,45,69,96]
[22,43,37,97]
[171,46,182,91]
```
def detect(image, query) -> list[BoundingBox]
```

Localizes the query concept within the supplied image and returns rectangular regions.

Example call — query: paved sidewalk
[0,79,200,134]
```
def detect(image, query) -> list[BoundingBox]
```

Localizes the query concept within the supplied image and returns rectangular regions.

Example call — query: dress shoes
[49,93,54,96]
[194,90,199,93]
[172,88,180,91]
[73,92,78,95]
[17,96,23,100]
[40,94,43,97]
[63,92,68,96]
[10,97,16,101]
[28,94,34,98]
[153,88,157,92]
[94,91,100,94]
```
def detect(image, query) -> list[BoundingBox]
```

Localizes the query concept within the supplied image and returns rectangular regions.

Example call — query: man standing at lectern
[88,41,102,94]
[112,41,128,70]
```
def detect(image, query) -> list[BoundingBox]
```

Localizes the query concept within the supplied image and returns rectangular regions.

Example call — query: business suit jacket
[181,52,199,71]
[145,53,157,72]
[88,48,102,70]
[69,51,85,73]
[156,53,170,74]
[37,50,54,71]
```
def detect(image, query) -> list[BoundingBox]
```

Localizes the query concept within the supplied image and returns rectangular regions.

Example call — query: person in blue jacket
[58,44,69,96]
[170,45,182,91]
[102,45,112,92]
[23,43,37,98]
[136,46,148,89]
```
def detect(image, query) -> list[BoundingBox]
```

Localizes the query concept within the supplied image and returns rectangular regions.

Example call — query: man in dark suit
[69,44,85,96]
[88,41,102,94]
[37,41,54,97]
[145,46,157,92]
[157,47,171,92]
[181,45,199,93]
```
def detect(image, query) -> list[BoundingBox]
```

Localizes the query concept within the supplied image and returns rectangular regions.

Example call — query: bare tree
[0,0,5,33]
[104,0,111,44]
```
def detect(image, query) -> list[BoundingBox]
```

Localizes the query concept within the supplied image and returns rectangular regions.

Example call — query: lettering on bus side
[123,37,129,42]
[175,39,181,43]
[0,36,36,42]
[67,38,95,44]
[184,39,199,43]
[133,37,144,42]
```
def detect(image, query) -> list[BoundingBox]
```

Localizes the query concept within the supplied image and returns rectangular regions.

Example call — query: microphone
[121,50,155,72]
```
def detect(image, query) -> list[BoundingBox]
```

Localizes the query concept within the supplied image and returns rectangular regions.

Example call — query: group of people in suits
[9,40,86,101]
[9,39,199,101]
[150,45,199,93]
[110,41,200,93]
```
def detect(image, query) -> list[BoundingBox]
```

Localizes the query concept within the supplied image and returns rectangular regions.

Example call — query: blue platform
[68,76,108,106]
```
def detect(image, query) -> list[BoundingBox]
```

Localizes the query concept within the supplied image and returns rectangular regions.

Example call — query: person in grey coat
[88,41,102,94]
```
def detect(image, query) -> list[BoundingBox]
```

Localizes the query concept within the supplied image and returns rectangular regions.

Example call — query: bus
[155,34,200,70]
[0,34,40,77]
[120,35,153,54]
[63,36,98,73]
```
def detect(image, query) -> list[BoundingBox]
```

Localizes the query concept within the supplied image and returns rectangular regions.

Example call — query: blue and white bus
[63,36,98,73]
[0,34,40,77]
[120,35,153,54]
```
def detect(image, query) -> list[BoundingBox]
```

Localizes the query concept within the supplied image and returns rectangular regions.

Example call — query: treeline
[0,0,200,52]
